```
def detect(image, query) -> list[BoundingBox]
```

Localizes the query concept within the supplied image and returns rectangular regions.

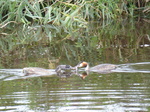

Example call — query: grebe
[77,61,117,73]
[23,67,52,75]
[55,65,78,72]
[23,65,78,76]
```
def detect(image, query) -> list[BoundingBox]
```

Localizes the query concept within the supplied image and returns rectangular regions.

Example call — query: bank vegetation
[0,0,150,28]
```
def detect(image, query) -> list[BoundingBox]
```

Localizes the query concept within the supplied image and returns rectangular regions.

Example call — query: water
[0,19,150,112]
[0,62,150,112]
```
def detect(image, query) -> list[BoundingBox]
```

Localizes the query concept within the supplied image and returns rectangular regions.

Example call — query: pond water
[0,19,150,112]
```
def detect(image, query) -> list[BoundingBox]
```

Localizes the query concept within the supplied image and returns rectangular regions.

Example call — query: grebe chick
[55,65,78,72]
[23,67,51,76]
[78,61,117,72]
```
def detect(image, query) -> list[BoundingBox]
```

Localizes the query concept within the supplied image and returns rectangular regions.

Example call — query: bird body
[23,67,51,75]
[78,61,117,73]
[55,65,76,72]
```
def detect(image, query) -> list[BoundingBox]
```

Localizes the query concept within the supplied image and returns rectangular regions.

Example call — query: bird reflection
[56,71,75,78]
[56,70,89,79]
[77,71,89,80]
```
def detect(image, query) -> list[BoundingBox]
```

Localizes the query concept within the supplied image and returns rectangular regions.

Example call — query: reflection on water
[0,62,150,112]
[0,19,150,69]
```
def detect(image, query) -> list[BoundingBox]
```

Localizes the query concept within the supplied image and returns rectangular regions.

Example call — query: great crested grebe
[23,67,52,75]
[77,61,117,73]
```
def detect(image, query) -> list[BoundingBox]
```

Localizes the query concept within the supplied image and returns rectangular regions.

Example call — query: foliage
[0,0,149,28]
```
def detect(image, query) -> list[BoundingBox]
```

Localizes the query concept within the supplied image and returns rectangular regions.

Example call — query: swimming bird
[77,61,117,73]
[23,64,78,76]
[55,65,78,72]
[23,67,52,75]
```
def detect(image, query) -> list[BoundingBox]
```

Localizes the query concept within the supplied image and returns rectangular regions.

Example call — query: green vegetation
[0,19,149,68]
[0,0,150,28]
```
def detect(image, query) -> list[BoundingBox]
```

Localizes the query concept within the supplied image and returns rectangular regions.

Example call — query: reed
[0,0,149,28]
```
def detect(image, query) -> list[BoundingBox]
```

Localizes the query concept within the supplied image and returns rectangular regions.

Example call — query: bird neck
[85,63,90,71]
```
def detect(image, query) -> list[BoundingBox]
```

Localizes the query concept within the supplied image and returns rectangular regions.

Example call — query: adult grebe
[23,67,52,75]
[77,61,117,73]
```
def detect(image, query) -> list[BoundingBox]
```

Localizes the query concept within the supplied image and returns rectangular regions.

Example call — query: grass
[0,0,149,28]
